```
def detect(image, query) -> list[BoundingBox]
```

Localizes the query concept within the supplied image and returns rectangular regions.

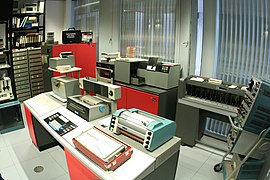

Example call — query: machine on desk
[67,78,121,121]
[72,126,133,171]
[49,52,74,70]
[109,108,176,151]
[51,76,80,100]
[175,75,246,146]
[114,57,181,89]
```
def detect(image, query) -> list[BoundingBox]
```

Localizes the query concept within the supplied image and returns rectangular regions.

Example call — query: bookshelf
[11,1,46,49]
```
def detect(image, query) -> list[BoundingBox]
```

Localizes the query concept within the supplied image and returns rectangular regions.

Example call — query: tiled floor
[0,107,225,180]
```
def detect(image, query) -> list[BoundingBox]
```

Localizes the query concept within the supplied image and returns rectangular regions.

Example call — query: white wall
[99,0,120,55]
[200,0,217,77]
[45,0,66,44]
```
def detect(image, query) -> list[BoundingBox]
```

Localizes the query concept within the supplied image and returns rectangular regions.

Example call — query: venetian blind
[215,0,270,85]
[121,0,176,62]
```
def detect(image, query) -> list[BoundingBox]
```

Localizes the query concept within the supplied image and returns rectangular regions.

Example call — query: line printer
[109,108,176,151]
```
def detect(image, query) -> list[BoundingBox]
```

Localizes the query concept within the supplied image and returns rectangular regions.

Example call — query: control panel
[236,78,270,136]
[44,112,78,136]
[0,77,13,101]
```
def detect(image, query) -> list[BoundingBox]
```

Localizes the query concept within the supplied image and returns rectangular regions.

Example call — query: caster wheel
[214,163,222,172]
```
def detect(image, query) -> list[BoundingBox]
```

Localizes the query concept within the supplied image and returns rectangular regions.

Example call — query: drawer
[18,95,31,102]
[29,61,42,67]
[14,64,28,70]
[31,77,43,83]
[15,76,29,82]
[13,51,27,57]
[17,88,30,94]
[30,69,43,76]
[14,68,28,74]
[31,85,44,91]
[31,81,44,87]
[15,80,30,86]
[14,72,29,78]
[32,89,44,96]
[13,59,28,65]
[17,92,31,98]
[30,74,43,79]
[29,57,42,63]
[29,66,42,71]
[16,84,31,90]
[28,54,41,59]
[13,56,27,61]
[28,48,41,55]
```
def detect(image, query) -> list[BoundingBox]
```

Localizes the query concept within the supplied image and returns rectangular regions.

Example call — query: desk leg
[143,150,180,180]
[64,149,99,180]
[175,104,199,146]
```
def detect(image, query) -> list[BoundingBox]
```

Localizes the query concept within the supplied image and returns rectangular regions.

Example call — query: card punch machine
[67,77,121,122]
[49,52,75,70]
[109,108,176,151]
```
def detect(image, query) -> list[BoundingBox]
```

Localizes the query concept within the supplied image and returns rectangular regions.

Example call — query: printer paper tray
[73,127,133,171]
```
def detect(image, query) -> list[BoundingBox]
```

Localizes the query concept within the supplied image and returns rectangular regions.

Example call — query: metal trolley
[213,79,270,180]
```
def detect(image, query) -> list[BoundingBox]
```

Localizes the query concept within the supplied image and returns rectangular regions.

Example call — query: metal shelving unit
[0,15,24,133]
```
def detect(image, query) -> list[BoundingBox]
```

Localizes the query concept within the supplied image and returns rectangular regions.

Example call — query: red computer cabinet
[126,87,159,115]
[51,43,96,78]
[24,106,38,147]
[117,86,159,115]
[65,149,99,180]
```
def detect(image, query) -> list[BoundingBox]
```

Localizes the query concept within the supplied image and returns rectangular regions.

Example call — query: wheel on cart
[214,163,222,172]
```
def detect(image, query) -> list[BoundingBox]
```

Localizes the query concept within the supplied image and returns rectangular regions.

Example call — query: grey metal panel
[13,51,27,57]
[14,64,28,70]
[30,69,43,75]
[31,77,43,83]
[15,80,30,86]
[14,72,29,78]
[32,85,44,91]
[17,88,30,94]
[175,103,199,146]
[13,59,28,65]
[30,74,43,79]
[28,48,41,55]
[29,57,42,63]
[29,61,42,67]
[13,56,27,61]
[16,84,31,90]
[31,81,44,87]
[32,89,44,96]
[28,54,41,59]
[17,91,31,98]
[14,68,28,74]
[114,60,131,84]
[29,66,42,71]
[15,76,29,82]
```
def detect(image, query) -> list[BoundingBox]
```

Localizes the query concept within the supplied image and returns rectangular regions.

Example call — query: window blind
[121,0,176,62]
[73,0,100,43]
[215,0,270,85]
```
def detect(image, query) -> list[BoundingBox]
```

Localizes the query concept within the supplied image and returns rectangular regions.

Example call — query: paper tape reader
[109,108,176,151]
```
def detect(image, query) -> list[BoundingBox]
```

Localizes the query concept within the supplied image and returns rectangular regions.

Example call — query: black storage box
[62,28,82,44]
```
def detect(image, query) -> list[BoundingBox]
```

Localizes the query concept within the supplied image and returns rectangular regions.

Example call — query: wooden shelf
[12,12,44,17]
[12,26,44,32]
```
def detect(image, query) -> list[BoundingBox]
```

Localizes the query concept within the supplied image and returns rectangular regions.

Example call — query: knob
[109,90,113,96]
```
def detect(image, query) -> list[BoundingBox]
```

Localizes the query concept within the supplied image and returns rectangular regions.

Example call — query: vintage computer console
[51,76,80,100]
[67,78,121,121]
[0,77,13,101]
[109,108,176,151]
[49,54,75,69]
